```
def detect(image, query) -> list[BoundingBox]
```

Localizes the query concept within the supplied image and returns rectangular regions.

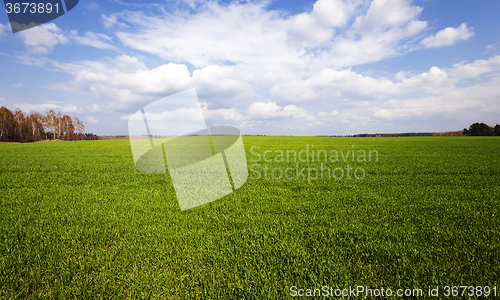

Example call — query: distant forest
[352,122,500,137]
[0,106,98,143]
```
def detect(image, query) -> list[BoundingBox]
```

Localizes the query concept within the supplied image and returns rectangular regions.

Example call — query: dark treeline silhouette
[0,106,97,143]
[463,122,500,136]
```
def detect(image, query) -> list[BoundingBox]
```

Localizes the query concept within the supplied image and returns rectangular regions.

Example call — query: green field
[1,137,499,299]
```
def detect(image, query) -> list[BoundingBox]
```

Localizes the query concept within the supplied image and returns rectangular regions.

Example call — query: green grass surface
[1,137,499,299]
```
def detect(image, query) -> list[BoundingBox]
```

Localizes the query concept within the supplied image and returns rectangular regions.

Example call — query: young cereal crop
[0,136,499,299]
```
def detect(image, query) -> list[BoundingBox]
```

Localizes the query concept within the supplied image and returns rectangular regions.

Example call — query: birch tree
[27,112,44,141]
[0,106,14,142]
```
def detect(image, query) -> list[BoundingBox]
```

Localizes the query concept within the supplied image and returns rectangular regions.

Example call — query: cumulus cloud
[449,55,500,79]
[94,0,435,109]
[107,0,429,72]
[51,55,193,106]
[323,20,426,69]
[314,0,362,28]
[247,102,312,119]
[18,23,68,54]
[286,0,364,47]
[113,2,293,69]
[193,65,254,104]
[287,12,334,48]
[319,57,500,132]
[270,68,395,102]
[325,0,428,69]
[421,23,474,48]
[62,104,80,113]
[353,0,422,31]
[400,66,449,92]
[270,64,458,105]
[371,77,500,122]
[201,102,243,122]
[50,55,257,111]
[108,0,424,70]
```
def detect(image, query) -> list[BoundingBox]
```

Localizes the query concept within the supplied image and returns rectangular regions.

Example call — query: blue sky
[1,0,499,135]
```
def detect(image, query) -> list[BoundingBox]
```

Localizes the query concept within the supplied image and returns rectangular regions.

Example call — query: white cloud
[247,102,312,119]
[201,102,243,122]
[314,0,362,28]
[85,2,100,10]
[421,23,474,48]
[318,110,339,118]
[120,114,132,120]
[101,14,129,28]
[86,116,99,124]
[371,76,500,122]
[353,0,422,31]
[325,4,428,69]
[322,57,500,131]
[484,42,500,55]
[0,100,83,115]
[270,68,396,102]
[13,102,61,113]
[239,102,336,134]
[270,65,456,105]
[0,23,8,36]
[99,0,432,101]
[287,11,335,47]
[50,55,256,111]
[373,99,425,120]
[113,3,294,69]
[12,83,24,88]
[15,55,48,67]
[400,66,449,92]
[324,21,425,69]
[18,23,68,54]
[69,30,115,50]
[449,55,500,79]
[87,104,102,112]
[193,65,254,102]
[394,70,411,81]
[286,0,364,48]
[62,104,80,113]
[51,55,193,107]
[16,23,116,54]
[178,0,206,9]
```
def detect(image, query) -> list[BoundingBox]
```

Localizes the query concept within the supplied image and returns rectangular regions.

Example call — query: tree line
[463,122,500,136]
[354,132,433,137]
[0,106,97,143]
[352,123,500,137]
